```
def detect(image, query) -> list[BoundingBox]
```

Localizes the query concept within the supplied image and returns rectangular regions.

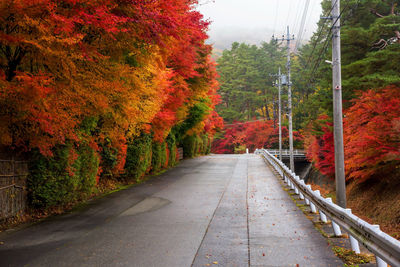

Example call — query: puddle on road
[120,197,171,216]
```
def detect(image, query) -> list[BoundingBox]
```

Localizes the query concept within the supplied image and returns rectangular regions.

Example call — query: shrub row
[28,133,211,209]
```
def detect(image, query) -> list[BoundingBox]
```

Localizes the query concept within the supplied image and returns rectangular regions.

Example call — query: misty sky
[197,0,323,49]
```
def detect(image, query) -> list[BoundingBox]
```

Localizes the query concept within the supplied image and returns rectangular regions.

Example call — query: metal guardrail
[266,149,306,155]
[255,149,400,267]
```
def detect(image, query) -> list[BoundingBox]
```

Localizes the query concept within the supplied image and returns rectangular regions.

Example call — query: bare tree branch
[391,2,397,15]
[370,8,385,17]
[373,39,388,50]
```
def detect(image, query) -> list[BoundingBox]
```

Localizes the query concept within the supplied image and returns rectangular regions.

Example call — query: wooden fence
[177,147,184,160]
[0,159,28,220]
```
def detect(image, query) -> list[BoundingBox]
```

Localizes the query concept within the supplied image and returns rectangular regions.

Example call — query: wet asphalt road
[0,154,342,267]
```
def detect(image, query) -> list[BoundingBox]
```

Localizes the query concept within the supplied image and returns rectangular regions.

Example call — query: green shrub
[151,141,167,173]
[124,134,152,181]
[160,142,167,169]
[99,137,118,179]
[183,134,205,158]
[206,137,212,154]
[166,133,177,167]
[28,144,99,209]
[196,135,203,155]
[202,134,211,154]
[183,135,196,158]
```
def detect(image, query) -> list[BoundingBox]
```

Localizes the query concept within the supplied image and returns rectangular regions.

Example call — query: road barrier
[255,149,400,267]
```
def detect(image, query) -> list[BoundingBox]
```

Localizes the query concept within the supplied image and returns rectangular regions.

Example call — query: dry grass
[347,178,400,240]
[332,246,374,265]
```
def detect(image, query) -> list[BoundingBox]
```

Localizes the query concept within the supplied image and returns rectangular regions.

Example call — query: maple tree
[303,115,335,179]
[212,120,303,154]
[343,85,400,182]
[0,0,223,208]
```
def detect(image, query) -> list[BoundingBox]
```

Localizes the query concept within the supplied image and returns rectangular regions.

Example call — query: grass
[332,246,374,266]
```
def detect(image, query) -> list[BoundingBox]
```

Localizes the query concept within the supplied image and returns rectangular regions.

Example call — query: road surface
[0,154,342,267]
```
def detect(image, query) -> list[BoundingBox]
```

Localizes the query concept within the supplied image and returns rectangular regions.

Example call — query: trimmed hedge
[151,141,167,173]
[28,144,99,209]
[27,131,212,209]
[124,134,152,182]
[183,134,210,158]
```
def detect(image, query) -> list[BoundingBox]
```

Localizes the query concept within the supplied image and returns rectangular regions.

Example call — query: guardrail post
[299,180,305,200]
[313,190,328,223]
[290,180,295,190]
[325,198,342,236]
[304,185,312,206]
[294,176,300,195]
[319,210,328,223]
[309,190,318,213]
[371,225,388,267]
[344,209,360,254]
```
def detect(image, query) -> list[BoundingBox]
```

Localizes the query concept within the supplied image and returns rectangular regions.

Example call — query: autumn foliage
[0,0,222,208]
[304,115,335,179]
[343,85,400,182]
[212,120,303,154]
[304,86,400,182]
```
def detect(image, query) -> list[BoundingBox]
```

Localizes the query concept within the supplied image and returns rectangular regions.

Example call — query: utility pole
[270,67,283,161]
[332,0,347,208]
[275,26,295,171]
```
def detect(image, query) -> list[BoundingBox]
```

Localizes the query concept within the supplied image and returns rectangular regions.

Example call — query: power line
[305,0,354,87]
[301,0,339,74]
[295,0,311,52]
[292,0,304,35]
[302,0,318,42]
[273,0,279,35]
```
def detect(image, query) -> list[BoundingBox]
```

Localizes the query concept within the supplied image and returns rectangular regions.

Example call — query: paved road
[0,155,342,267]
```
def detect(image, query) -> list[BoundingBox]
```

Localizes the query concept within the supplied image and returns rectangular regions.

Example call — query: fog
[197,0,323,50]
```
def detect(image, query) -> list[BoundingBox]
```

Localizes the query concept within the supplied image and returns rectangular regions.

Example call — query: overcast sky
[197,0,323,49]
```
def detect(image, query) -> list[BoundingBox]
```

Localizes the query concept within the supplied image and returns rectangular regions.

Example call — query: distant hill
[211,47,223,60]
[207,26,307,58]
[206,26,274,51]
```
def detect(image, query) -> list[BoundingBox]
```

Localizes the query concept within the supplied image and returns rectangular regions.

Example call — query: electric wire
[273,0,279,35]
[305,0,355,87]
[292,0,303,35]
[301,0,339,74]
[295,0,311,52]
[303,0,317,42]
